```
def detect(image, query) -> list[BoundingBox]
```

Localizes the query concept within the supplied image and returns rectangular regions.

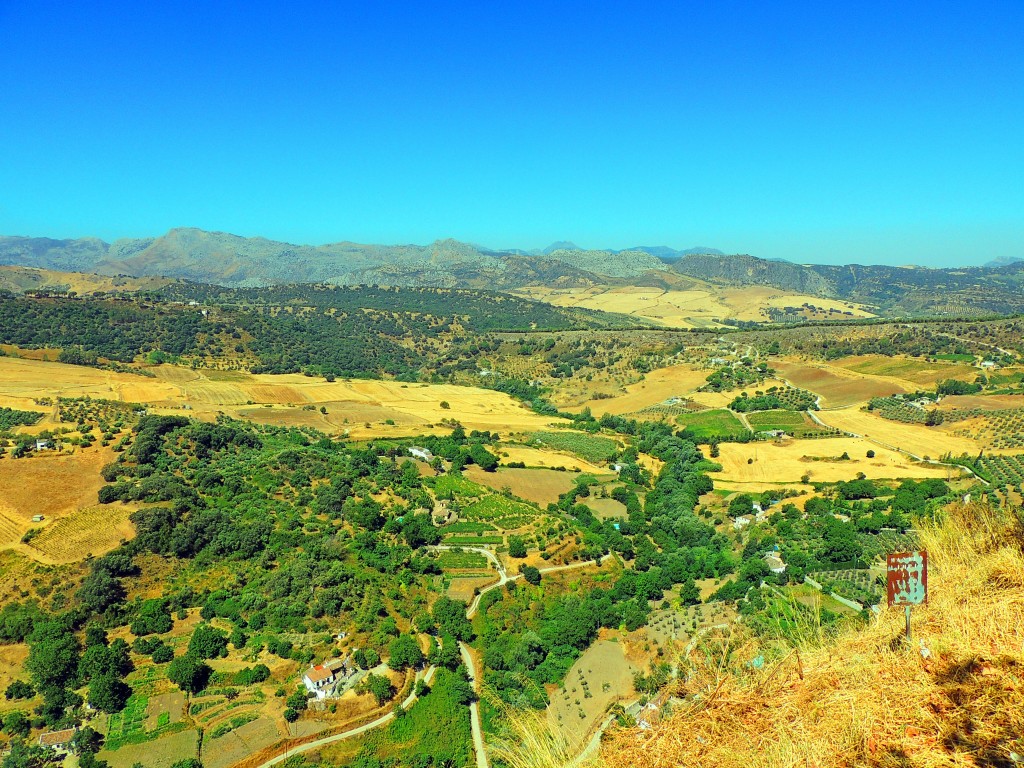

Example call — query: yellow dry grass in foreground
[601,505,1024,768]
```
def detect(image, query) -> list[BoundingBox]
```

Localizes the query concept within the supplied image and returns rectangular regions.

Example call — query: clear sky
[1,1,1022,265]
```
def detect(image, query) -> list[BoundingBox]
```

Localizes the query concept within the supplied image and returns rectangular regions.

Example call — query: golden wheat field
[812,407,984,457]
[713,438,958,485]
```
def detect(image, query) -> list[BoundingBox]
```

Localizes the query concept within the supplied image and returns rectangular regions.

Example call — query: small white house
[408,447,434,462]
[764,553,787,574]
[38,728,77,753]
[301,658,349,700]
[35,439,54,451]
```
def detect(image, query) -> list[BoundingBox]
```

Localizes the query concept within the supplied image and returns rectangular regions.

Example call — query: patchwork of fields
[0,356,562,439]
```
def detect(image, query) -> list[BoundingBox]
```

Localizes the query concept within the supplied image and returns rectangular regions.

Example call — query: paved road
[461,642,489,768]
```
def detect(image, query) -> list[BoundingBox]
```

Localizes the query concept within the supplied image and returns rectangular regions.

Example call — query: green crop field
[427,474,489,498]
[747,410,837,437]
[529,430,618,463]
[463,494,538,521]
[675,409,749,440]
[443,535,504,546]
[437,551,490,569]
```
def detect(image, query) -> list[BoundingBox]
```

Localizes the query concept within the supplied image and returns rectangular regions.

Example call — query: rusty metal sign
[887,550,928,606]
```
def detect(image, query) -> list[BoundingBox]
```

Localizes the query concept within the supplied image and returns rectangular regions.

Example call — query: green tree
[167,654,211,694]
[26,620,81,691]
[507,536,527,558]
[187,624,228,659]
[88,674,131,714]
[520,565,541,585]
[387,634,424,670]
[361,673,395,706]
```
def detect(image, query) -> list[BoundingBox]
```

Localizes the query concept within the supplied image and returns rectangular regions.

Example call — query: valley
[0,277,1022,768]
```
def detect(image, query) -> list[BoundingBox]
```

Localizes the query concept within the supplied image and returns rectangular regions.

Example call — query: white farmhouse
[301,658,349,700]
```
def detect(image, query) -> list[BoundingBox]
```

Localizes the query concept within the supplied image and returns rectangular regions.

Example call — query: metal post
[905,605,912,643]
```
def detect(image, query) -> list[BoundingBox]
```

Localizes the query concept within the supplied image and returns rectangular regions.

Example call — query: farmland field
[462,465,579,505]
[746,409,834,437]
[27,504,137,563]
[514,284,874,328]
[528,431,618,463]
[565,363,713,415]
[0,446,116,550]
[812,407,984,456]
[828,355,976,387]
[546,637,638,749]
[772,359,905,407]
[499,445,610,474]
[713,438,958,484]
[0,356,563,439]
[676,408,749,440]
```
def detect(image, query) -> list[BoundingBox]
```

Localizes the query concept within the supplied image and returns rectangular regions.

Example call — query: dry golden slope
[601,505,1024,768]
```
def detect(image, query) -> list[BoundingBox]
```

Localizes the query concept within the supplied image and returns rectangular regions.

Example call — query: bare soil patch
[462,466,577,506]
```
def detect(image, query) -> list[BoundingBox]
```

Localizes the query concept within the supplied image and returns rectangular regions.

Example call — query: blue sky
[1,1,1022,265]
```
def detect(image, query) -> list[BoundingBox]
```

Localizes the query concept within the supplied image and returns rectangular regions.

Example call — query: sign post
[887,551,928,643]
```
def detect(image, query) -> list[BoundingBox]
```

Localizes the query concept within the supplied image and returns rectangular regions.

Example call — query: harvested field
[813,407,982,457]
[0,446,115,541]
[586,497,628,520]
[462,466,578,506]
[447,575,496,602]
[566,363,711,415]
[773,359,905,407]
[547,637,638,748]
[515,285,874,328]
[28,504,137,563]
[714,438,957,485]
[204,717,283,768]
[499,445,611,474]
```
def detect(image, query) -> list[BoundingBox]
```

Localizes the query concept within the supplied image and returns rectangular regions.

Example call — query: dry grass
[27,503,137,563]
[599,504,1024,768]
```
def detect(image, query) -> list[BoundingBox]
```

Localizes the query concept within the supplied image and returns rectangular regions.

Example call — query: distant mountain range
[2,228,1023,316]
